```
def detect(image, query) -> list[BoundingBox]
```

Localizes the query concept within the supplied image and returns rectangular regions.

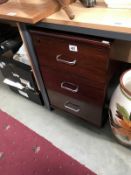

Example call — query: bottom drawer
[47,89,105,127]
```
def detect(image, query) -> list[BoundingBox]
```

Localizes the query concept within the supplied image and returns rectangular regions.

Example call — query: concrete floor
[0,73,131,175]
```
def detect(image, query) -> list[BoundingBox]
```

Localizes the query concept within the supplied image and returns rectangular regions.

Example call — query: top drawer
[30,30,111,82]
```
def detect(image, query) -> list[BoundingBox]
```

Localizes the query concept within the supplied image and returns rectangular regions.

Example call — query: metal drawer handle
[56,54,77,65]
[64,101,80,113]
[61,81,79,93]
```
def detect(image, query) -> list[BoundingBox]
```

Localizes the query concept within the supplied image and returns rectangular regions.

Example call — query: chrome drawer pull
[56,54,77,65]
[61,81,79,93]
[64,101,80,113]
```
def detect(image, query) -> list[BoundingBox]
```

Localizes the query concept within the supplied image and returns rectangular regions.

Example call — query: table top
[0,0,131,34]
[42,1,131,34]
[0,0,60,23]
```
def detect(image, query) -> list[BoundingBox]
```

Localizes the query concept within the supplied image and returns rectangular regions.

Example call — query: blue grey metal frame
[19,23,51,109]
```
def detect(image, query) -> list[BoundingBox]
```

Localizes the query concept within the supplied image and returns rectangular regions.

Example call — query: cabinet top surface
[42,1,131,34]
[0,0,131,34]
[0,0,59,24]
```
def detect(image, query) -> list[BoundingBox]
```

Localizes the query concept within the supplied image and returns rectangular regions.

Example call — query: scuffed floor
[0,73,131,175]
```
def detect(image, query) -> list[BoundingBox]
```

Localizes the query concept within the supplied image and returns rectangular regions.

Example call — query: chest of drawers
[29,28,113,127]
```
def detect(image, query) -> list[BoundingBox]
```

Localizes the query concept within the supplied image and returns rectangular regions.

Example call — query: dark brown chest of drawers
[29,29,112,127]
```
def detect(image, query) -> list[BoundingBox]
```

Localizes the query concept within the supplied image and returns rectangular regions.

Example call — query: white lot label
[69,45,78,52]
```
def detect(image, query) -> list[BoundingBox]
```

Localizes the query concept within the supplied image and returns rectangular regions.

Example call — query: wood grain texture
[47,89,104,127]
[42,1,131,34]
[29,28,112,126]
[40,66,106,105]
[111,40,131,63]
[30,29,110,83]
[0,0,76,24]
[0,0,60,23]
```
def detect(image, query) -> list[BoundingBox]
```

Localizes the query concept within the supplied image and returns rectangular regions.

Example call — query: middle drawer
[41,66,106,105]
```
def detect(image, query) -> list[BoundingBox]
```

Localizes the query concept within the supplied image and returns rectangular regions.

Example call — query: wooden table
[0,0,130,109]
[43,1,131,34]
[40,1,131,63]
[0,0,60,23]
[0,0,131,34]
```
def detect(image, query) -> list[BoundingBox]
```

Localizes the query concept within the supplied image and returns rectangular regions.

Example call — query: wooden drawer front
[41,67,106,105]
[30,30,110,82]
[47,90,103,127]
